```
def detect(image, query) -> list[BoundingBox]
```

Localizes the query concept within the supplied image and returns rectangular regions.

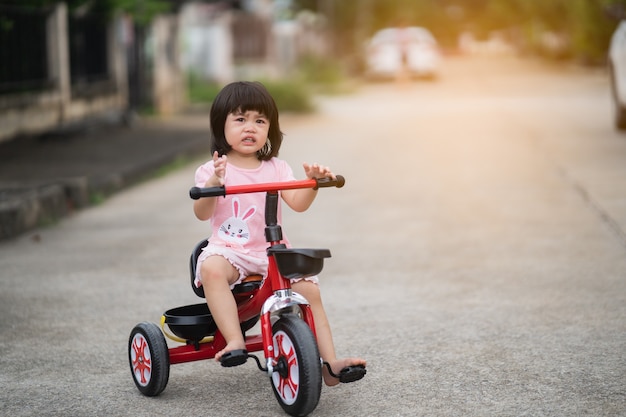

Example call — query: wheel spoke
[131,335,152,385]
[273,330,299,404]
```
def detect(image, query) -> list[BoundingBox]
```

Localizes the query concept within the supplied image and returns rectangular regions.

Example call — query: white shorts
[195,245,319,289]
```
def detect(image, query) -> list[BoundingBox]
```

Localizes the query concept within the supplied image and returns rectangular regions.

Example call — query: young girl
[193,81,366,386]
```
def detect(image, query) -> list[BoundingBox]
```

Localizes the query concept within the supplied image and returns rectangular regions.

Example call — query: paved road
[1,56,625,416]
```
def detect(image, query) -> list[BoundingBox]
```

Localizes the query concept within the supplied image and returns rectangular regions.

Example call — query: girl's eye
[256,119,267,124]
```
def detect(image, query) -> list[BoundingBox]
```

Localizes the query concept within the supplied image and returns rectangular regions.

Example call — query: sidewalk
[0,114,211,241]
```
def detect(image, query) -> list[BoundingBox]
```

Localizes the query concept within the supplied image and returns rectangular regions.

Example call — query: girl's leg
[200,255,245,361]
[292,280,367,386]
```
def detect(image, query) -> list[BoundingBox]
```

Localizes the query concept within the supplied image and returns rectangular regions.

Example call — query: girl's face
[224,109,269,158]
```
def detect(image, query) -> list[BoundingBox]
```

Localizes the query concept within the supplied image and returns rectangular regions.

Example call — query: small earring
[259,139,272,157]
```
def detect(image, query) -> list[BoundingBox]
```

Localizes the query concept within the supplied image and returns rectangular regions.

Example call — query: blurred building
[180,0,328,82]
[0,0,328,143]
[0,3,129,143]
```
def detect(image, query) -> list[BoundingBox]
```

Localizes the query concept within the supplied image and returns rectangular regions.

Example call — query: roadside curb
[0,183,67,239]
[0,118,210,241]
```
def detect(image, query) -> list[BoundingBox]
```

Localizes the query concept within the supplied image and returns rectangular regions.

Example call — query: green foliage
[89,191,105,205]
[187,73,221,104]
[1,0,172,25]
[188,54,349,112]
[568,0,619,63]
[297,54,345,94]
[152,155,191,178]
[0,15,13,32]
[186,75,315,114]
[104,0,172,26]
[261,78,315,113]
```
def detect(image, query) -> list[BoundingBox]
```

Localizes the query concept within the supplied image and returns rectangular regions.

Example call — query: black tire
[128,322,170,396]
[270,314,322,417]
[610,63,626,131]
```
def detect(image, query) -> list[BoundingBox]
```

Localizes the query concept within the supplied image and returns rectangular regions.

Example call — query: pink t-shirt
[194,157,296,259]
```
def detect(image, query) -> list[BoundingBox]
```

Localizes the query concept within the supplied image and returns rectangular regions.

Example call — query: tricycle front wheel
[270,314,322,416]
[128,322,170,396]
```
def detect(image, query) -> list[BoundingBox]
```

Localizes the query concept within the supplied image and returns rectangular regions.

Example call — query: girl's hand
[206,151,227,186]
[283,162,335,212]
[303,162,335,180]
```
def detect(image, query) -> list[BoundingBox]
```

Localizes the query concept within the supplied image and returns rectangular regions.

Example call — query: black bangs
[222,82,276,120]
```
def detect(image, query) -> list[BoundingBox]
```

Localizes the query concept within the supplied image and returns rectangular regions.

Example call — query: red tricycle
[128,175,365,416]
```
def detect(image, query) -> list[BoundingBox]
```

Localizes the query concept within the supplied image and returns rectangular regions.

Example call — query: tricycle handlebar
[189,175,345,200]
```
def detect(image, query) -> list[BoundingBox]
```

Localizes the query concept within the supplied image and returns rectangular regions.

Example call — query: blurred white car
[609,20,626,130]
[365,26,441,80]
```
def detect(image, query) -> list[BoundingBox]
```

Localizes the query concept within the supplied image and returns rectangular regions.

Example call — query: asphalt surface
[0,56,625,417]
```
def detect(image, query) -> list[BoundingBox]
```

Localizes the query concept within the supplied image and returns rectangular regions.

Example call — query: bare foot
[323,357,367,386]
[215,340,246,362]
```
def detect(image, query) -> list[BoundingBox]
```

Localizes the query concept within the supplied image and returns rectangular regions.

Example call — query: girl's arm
[282,163,335,212]
[193,152,227,220]
[193,192,218,220]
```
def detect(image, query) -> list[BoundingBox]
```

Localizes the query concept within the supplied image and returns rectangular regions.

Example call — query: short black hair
[209,81,283,160]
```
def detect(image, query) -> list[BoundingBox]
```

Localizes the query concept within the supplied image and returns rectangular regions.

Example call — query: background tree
[0,0,173,25]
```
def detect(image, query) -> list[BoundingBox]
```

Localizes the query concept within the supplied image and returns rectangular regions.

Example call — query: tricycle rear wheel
[128,322,170,396]
[270,314,322,416]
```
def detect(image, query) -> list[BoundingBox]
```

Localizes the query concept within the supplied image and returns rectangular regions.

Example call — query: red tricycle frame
[129,176,361,417]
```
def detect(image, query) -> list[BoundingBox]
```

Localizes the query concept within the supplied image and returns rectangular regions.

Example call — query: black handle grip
[315,175,345,189]
[189,186,226,200]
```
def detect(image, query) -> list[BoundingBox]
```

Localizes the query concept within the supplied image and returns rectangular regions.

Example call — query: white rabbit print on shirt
[218,197,257,245]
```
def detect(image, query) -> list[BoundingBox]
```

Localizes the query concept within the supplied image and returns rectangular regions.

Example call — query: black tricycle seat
[189,240,330,297]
